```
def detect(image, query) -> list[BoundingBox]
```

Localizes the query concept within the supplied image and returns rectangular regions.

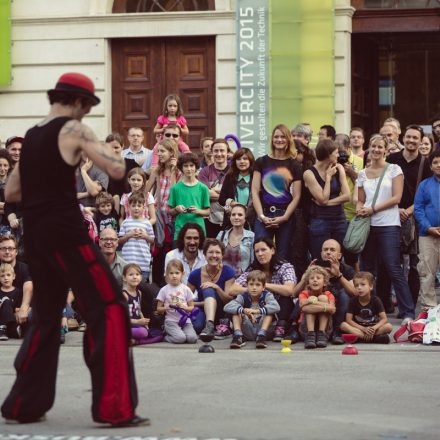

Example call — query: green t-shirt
[168,180,210,239]
[344,152,364,222]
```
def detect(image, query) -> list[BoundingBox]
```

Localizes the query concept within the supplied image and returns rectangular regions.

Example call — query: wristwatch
[260,214,266,220]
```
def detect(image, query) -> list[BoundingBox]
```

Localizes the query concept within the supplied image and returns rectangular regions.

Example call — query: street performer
[1,73,148,427]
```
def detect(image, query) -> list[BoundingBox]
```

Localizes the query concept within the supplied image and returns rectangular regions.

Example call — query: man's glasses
[99,238,118,243]
[0,247,16,252]
[164,133,179,139]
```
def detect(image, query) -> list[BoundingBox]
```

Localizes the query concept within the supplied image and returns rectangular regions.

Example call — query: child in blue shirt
[224,270,280,349]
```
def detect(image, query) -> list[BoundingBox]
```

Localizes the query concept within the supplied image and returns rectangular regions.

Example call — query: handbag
[343,164,389,254]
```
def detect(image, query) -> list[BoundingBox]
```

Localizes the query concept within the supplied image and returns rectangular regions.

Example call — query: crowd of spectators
[1,98,440,349]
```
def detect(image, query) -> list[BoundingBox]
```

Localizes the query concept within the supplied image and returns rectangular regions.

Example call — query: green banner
[237,0,334,156]
[270,0,334,138]
[0,0,11,85]
[236,0,270,158]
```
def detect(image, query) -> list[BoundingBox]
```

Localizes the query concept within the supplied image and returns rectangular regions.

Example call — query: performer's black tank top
[20,117,89,248]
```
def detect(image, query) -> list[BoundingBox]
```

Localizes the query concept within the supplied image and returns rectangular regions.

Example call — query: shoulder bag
[343,164,389,254]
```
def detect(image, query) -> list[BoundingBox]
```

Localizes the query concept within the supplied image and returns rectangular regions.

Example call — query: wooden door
[351,35,378,139]
[112,37,215,151]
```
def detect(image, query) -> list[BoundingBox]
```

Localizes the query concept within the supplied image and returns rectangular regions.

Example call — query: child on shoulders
[156,259,198,344]
[299,265,336,349]
[224,270,280,349]
[340,271,392,344]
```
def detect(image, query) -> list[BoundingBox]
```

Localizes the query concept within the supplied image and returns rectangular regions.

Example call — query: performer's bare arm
[5,166,22,203]
[59,120,125,180]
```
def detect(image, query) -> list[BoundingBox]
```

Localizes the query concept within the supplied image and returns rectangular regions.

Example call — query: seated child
[0,263,22,341]
[299,265,336,349]
[119,192,155,281]
[340,271,392,344]
[122,263,151,345]
[156,259,198,344]
[224,270,280,349]
[94,191,119,234]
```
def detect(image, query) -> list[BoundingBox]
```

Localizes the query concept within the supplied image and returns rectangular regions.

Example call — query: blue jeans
[332,288,350,330]
[308,217,347,260]
[361,226,415,319]
[254,207,295,262]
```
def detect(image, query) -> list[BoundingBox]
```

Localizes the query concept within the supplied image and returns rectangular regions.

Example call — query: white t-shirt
[156,283,194,323]
[356,164,402,227]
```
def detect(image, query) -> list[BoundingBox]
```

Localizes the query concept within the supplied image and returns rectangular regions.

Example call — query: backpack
[393,311,428,343]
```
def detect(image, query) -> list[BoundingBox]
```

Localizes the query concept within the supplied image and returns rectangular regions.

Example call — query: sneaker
[256,334,268,349]
[78,322,87,332]
[304,331,316,349]
[230,334,245,349]
[272,325,285,342]
[0,329,8,341]
[60,328,66,345]
[401,317,412,327]
[283,325,300,344]
[214,319,232,340]
[200,321,215,337]
[331,330,344,345]
[316,331,328,348]
[372,334,390,344]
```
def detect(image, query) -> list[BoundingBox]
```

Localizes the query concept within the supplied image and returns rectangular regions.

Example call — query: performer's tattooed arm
[60,120,125,180]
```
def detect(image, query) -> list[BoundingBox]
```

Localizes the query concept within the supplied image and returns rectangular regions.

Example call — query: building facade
[0,0,438,152]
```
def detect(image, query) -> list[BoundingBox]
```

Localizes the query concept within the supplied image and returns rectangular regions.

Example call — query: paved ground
[1,313,440,440]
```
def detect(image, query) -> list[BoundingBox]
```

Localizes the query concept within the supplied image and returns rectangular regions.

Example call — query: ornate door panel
[166,38,216,149]
[112,37,215,151]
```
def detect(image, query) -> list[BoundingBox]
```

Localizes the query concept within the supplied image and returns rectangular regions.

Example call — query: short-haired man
[380,123,403,149]
[318,124,336,141]
[291,123,312,147]
[5,136,24,166]
[432,118,440,150]
[198,139,230,238]
[76,153,109,207]
[0,235,33,325]
[384,124,432,308]
[164,223,207,285]
[123,126,152,169]
[414,149,440,310]
[99,227,127,286]
[349,127,365,158]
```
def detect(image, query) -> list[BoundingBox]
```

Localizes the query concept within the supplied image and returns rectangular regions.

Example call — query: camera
[337,151,350,165]
[315,259,331,268]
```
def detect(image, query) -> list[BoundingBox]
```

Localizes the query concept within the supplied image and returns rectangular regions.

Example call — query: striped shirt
[119,217,155,272]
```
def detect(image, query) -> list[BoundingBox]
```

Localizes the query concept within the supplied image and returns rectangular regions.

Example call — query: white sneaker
[401,317,412,326]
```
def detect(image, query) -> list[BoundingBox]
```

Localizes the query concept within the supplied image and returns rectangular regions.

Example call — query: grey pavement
[1,314,440,440]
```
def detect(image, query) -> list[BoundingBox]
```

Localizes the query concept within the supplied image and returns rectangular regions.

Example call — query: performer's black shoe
[110,414,151,428]
[4,415,46,424]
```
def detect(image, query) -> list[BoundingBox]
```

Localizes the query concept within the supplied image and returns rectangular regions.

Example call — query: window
[113,0,215,13]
